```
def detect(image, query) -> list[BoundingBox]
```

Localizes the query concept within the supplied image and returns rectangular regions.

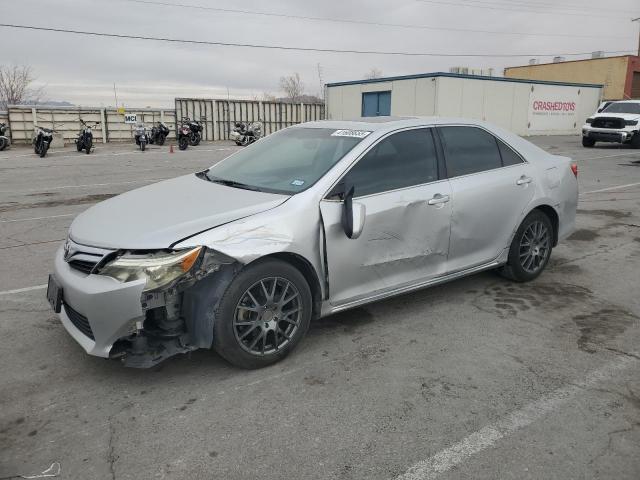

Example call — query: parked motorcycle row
[133,121,171,151]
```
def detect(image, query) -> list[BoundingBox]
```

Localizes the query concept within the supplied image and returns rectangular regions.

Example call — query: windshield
[602,102,640,114]
[205,127,367,194]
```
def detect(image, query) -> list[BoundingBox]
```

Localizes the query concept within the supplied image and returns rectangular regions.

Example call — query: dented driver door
[319,128,452,307]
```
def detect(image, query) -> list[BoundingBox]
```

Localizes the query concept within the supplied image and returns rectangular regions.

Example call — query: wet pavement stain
[0,193,117,212]
[568,229,600,241]
[576,209,632,220]
[573,308,638,354]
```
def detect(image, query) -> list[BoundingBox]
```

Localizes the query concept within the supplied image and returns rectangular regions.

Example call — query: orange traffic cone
[169,144,174,153]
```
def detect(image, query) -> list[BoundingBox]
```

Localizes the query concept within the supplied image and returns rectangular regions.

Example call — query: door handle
[428,193,450,205]
[516,176,533,185]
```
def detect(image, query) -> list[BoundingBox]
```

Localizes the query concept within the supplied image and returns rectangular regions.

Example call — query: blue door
[362,91,391,117]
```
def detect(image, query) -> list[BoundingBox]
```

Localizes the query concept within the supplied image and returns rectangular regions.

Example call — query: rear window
[439,126,502,177]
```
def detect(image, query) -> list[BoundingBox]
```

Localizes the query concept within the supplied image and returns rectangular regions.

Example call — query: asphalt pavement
[1,137,639,480]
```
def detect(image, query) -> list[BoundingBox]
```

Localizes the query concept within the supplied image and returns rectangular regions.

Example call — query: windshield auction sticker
[331,129,372,138]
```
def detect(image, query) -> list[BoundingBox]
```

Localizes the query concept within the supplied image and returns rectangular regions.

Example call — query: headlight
[625,120,638,126]
[99,246,203,292]
[585,118,594,124]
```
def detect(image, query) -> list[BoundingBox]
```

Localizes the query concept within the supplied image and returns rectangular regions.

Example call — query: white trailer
[325,72,603,136]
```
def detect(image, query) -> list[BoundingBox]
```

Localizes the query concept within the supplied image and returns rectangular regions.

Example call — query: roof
[297,116,506,132]
[505,54,638,70]
[326,71,603,89]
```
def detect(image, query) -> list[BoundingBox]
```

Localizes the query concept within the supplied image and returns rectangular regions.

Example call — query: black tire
[0,138,7,151]
[213,259,312,369]
[498,210,553,283]
[85,138,92,154]
[157,134,165,146]
[140,141,146,152]
[582,137,595,148]
[76,141,83,152]
[178,136,188,150]
[235,141,243,146]
[39,143,48,158]
[189,132,200,146]
[34,142,40,155]
[631,134,640,149]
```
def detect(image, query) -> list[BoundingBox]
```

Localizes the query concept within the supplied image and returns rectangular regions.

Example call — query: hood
[69,174,289,249]
[594,112,640,121]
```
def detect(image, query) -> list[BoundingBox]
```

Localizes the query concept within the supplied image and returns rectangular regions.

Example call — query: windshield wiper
[207,176,261,192]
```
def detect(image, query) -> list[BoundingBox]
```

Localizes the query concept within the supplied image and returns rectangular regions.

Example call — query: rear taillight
[570,163,578,177]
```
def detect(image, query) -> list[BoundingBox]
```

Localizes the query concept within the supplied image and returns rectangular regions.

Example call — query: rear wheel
[157,134,165,146]
[178,136,188,150]
[85,138,92,154]
[582,137,595,148]
[0,138,7,151]
[76,141,83,152]
[498,210,553,282]
[213,259,312,369]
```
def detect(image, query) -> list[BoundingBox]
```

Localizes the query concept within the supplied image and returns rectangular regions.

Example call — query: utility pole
[317,63,324,101]
[633,17,640,57]
[113,83,119,108]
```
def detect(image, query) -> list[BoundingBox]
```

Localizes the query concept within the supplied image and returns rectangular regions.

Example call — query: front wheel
[140,140,146,151]
[178,136,188,150]
[0,137,7,151]
[76,140,83,152]
[39,142,49,158]
[85,138,92,154]
[582,137,595,148]
[498,210,553,283]
[157,134,165,146]
[213,259,312,369]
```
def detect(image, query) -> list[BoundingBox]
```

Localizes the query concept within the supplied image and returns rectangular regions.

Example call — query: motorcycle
[33,126,54,158]
[149,121,170,146]
[230,121,262,146]
[0,123,9,151]
[177,120,191,151]
[134,123,149,151]
[75,119,99,154]
[183,117,202,146]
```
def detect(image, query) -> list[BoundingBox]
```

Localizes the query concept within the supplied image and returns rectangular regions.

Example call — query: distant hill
[22,100,75,107]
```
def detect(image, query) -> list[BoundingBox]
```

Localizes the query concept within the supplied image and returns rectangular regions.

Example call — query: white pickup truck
[582,100,640,148]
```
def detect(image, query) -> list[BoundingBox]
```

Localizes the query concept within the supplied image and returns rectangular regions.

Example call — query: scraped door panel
[320,181,452,306]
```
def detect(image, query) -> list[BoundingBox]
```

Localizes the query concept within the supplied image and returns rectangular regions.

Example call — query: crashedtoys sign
[528,85,579,131]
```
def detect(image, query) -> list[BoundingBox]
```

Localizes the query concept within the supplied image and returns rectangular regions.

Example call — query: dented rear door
[319,127,452,307]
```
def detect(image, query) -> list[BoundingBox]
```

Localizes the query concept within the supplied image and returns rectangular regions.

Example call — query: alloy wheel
[519,220,550,273]
[233,277,302,356]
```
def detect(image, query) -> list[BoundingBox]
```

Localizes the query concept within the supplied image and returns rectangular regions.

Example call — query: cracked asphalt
[0,137,639,479]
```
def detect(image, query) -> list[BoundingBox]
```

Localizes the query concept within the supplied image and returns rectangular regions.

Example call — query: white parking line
[395,353,638,480]
[0,284,47,296]
[581,181,640,195]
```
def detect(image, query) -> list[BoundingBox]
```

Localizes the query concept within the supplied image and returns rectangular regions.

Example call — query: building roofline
[504,54,638,70]
[325,71,603,89]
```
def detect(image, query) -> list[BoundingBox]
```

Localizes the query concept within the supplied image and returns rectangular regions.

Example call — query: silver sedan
[47,117,578,368]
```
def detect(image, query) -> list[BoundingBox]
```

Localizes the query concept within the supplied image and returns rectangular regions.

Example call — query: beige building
[504,55,640,101]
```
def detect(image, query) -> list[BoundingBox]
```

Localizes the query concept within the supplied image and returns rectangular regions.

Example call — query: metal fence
[175,98,325,141]
[4,98,325,144]
[5,106,176,144]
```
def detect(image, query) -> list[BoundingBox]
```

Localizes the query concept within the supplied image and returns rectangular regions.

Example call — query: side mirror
[341,185,366,239]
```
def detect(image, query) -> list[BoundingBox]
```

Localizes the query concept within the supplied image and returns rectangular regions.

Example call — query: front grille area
[64,239,113,276]
[592,117,624,129]
[68,259,98,274]
[64,303,95,340]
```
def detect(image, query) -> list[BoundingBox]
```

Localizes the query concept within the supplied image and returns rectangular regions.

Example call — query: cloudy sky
[2,0,639,107]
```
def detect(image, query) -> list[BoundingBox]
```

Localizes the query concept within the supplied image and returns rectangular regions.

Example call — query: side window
[497,139,524,166]
[439,126,502,178]
[342,129,438,197]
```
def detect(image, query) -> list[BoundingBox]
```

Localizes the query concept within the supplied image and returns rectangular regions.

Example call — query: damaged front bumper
[51,243,239,368]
